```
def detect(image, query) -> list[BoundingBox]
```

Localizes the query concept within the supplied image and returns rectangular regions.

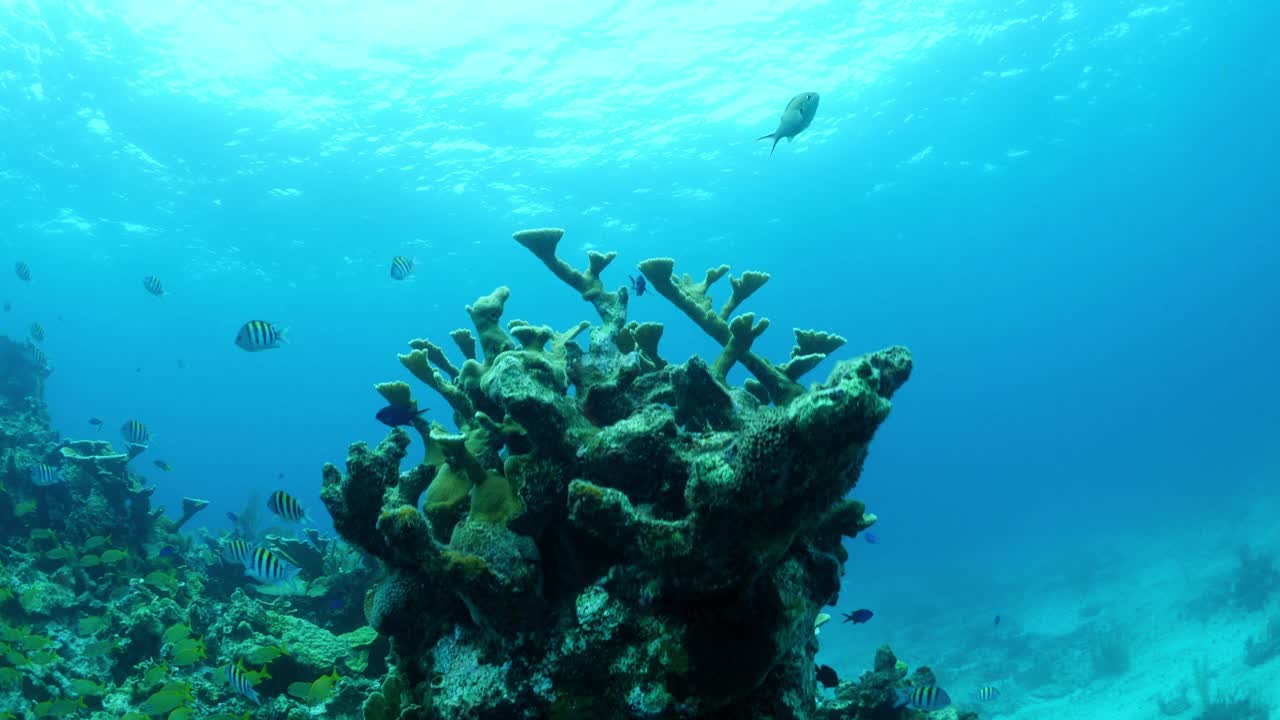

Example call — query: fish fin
[277,326,290,344]
[770,136,781,157]
[756,132,776,142]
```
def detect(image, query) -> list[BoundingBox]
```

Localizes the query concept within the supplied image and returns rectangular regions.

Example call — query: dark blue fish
[843,609,873,624]
[88,417,103,430]
[994,614,1001,626]
[3,300,10,312]
[375,404,428,427]
[628,274,646,296]
[863,532,878,544]
[327,596,344,611]
[815,664,839,689]
[158,546,177,558]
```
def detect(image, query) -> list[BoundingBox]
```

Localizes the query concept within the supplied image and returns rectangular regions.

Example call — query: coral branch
[719,271,770,321]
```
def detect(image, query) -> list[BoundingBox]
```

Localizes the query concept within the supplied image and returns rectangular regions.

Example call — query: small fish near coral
[974,685,1000,701]
[121,419,151,445]
[843,609,874,624]
[154,460,173,472]
[757,91,820,156]
[234,320,287,352]
[88,417,103,429]
[267,489,308,523]
[863,532,879,544]
[896,686,952,710]
[15,261,31,282]
[375,403,429,427]
[628,274,646,296]
[815,664,840,689]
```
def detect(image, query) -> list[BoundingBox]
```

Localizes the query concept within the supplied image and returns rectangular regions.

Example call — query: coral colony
[0,229,970,719]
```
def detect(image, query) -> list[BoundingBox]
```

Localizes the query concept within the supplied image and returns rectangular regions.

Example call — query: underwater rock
[319,229,919,718]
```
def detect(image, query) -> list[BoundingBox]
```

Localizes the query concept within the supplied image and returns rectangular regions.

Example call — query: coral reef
[1242,614,1280,667]
[0,334,380,717]
[322,229,917,718]
[1231,546,1279,612]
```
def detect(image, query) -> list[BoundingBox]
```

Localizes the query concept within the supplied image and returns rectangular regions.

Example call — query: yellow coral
[468,471,521,525]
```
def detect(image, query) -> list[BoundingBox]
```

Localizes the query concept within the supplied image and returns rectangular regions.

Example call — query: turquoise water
[2,1,1278,716]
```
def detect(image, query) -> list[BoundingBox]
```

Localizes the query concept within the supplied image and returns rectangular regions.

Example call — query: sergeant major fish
[896,686,952,711]
[226,662,262,706]
[234,320,287,352]
[757,92,820,156]
[121,419,151,446]
[267,490,308,523]
[389,256,415,280]
[14,262,30,282]
[142,276,165,297]
[245,547,300,587]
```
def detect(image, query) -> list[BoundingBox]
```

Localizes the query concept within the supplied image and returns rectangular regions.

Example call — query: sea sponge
[468,471,521,525]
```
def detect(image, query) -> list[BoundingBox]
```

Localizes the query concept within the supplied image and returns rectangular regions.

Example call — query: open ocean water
[1,1,1278,718]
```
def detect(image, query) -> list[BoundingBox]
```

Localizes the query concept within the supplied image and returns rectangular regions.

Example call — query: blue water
[2,0,1278,711]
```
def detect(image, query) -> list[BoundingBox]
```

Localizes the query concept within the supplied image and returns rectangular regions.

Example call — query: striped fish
[14,262,30,282]
[29,463,65,486]
[975,686,1000,702]
[267,490,307,523]
[223,538,253,566]
[142,276,164,296]
[25,343,48,368]
[29,322,45,342]
[225,662,261,706]
[389,255,414,280]
[234,320,287,352]
[121,419,151,445]
[896,686,951,710]
[245,547,299,585]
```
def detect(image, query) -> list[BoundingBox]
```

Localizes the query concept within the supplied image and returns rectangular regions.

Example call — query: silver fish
[758,92,820,156]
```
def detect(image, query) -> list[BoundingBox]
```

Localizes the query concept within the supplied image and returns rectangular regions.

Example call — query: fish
[14,501,35,517]
[245,547,300,585]
[815,664,839,689]
[29,463,65,486]
[389,256,415,280]
[29,322,44,342]
[121,419,151,445]
[88,418,103,429]
[896,686,952,710]
[161,623,191,645]
[77,617,106,636]
[234,320,287,352]
[83,535,109,551]
[141,662,168,688]
[226,662,262,706]
[99,549,128,564]
[628,274,646,296]
[83,639,119,657]
[169,637,206,666]
[223,538,253,566]
[288,668,342,706]
[142,275,165,296]
[24,343,48,368]
[975,686,1000,701]
[375,404,429,427]
[244,643,288,665]
[863,532,879,544]
[154,460,172,472]
[2,300,9,311]
[157,545,177,558]
[842,609,873,624]
[267,490,308,523]
[757,91,821,156]
[14,262,30,282]
[68,678,106,696]
[994,615,1001,626]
